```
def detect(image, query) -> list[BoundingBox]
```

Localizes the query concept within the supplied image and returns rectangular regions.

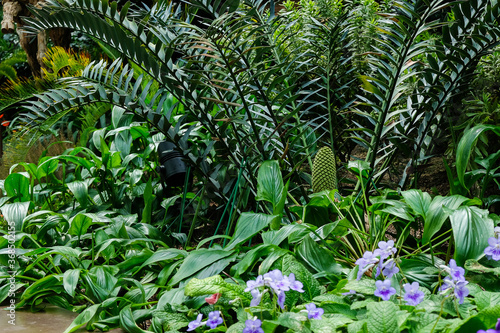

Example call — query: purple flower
[305,303,324,320]
[245,275,264,292]
[265,270,290,292]
[374,279,396,301]
[403,282,425,306]
[355,251,379,280]
[243,318,264,333]
[441,276,470,304]
[206,311,223,329]
[377,259,399,279]
[287,273,304,293]
[454,280,470,304]
[485,236,500,261]
[449,259,466,281]
[187,314,205,331]
[277,290,286,309]
[250,288,265,307]
[374,240,397,260]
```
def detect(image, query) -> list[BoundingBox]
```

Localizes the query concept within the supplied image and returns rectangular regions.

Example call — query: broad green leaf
[157,288,185,308]
[262,223,304,245]
[123,284,158,304]
[1,202,30,232]
[267,312,310,332]
[152,311,189,331]
[402,189,431,218]
[422,195,468,244]
[168,249,234,286]
[62,304,101,333]
[452,304,500,333]
[256,160,285,214]
[227,322,246,333]
[344,279,376,295]
[259,248,290,274]
[119,305,149,333]
[398,257,441,289]
[69,214,94,237]
[4,173,30,202]
[224,213,278,251]
[366,301,399,333]
[67,180,90,208]
[0,282,24,304]
[137,248,186,270]
[63,269,81,297]
[304,195,331,227]
[311,314,354,333]
[36,156,59,179]
[348,320,367,333]
[184,275,251,302]
[231,244,277,277]
[456,124,500,187]
[20,275,61,304]
[473,291,500,311]
[296,235,342,278]
[450,206,494,266]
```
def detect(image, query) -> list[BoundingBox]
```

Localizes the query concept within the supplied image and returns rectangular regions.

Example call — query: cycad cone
[312,147,337,192]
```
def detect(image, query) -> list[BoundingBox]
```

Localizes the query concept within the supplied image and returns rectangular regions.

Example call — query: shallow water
[0,305,124,333]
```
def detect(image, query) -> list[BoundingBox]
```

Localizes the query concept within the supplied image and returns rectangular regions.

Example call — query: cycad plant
[17,0,330,212]
[354,0,500,191]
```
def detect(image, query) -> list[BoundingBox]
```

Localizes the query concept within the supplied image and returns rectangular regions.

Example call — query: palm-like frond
[353,0,500,191]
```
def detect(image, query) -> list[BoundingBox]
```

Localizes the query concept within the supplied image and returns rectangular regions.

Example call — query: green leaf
[344,279,376,295]
[152,311,189,331]
[366,301,399,333]
[69,214,94,237]
[227,322,246,333]
[401,190,431,218]
[262,223,307,246]
[224,213,278,251]
[67,180,90,208]
[450,206,494,266]
[256,160,285,214]
[267,312,310,332]
[231,244,278,277]
[456,124,500,187]
[453,304,500,333]
[311,314,354,333]
[4,173,30,202]
[474,291,500,311]
[296,235,342,278]
[422,195,469,244]
[63,304,101,333]
[63,269,81,297]
[119,305,150,333]
[184,275,251,302]
[36,156,59,179]
[168,249,234,286]
[137,249,186,270]
[1,202,30,232]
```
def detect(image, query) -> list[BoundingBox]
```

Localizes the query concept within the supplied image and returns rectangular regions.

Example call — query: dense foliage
[0,0,500,332]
